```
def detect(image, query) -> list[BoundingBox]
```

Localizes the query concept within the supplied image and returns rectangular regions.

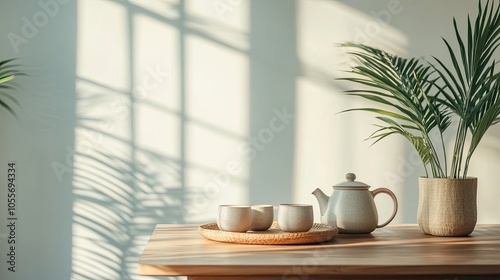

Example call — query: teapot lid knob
[346,173,356,181]
[335,173,369,188]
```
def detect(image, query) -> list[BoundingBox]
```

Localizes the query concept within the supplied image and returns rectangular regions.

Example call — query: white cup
[217,205,252,232]
[250,205,274,231]
[278,204,314,232]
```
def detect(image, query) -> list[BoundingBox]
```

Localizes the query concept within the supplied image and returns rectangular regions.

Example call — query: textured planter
[417,177,477,237]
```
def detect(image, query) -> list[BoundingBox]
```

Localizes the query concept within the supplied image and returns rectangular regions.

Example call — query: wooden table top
[138,224,500,278]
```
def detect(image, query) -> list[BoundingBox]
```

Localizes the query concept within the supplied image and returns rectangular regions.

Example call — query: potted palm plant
[0,58,22,118]
[340,1,499,236]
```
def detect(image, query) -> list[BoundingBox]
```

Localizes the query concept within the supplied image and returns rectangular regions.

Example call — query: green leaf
[0,59,23,117]
[340,0,500,179]
[0,75,14,84]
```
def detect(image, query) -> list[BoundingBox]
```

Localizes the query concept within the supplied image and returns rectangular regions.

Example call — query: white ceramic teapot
[312,173,398,233]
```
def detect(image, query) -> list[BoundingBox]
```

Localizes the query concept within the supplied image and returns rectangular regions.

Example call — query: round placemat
[198,222,338,245]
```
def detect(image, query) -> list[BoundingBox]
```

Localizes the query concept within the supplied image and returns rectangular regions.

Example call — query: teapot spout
[312,188,329,216]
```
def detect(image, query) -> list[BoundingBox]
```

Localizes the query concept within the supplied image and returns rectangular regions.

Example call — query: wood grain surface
[138,224,500,279]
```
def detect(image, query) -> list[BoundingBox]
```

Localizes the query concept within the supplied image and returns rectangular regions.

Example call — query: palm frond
[0,59,22,118]
[369,123,433,177]
[432,0,500,178]
[340,1,499,179]
[339,42,449,177]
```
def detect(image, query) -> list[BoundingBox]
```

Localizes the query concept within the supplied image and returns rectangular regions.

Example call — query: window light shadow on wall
[71,0,412,279]
[73,0,250,279]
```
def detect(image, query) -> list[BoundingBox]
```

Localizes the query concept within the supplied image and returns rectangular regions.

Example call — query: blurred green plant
[340,0,500,179]
[0,58,23,118]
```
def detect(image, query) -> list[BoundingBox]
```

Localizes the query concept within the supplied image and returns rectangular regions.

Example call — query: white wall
[1,0,498,280]
[0,0,76,279]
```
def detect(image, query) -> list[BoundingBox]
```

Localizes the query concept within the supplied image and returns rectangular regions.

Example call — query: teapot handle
[371,188,398,228]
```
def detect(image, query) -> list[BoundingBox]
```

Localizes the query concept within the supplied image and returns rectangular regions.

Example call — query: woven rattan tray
[198,222,338,245]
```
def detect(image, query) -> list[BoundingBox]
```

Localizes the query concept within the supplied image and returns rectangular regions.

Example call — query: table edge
[138,264,500,276]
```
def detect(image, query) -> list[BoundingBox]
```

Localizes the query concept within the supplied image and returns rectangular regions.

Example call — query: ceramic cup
[278,204,314,232]
[217,205,252,233]
[250,205,274,231]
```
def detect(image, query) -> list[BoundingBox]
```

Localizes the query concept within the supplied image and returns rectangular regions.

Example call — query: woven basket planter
[417,177,477,237]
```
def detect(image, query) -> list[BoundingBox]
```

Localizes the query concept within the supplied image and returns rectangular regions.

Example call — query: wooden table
[138,224,500,279]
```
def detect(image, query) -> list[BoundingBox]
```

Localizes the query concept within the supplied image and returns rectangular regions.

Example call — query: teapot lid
[334,173,370,189]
